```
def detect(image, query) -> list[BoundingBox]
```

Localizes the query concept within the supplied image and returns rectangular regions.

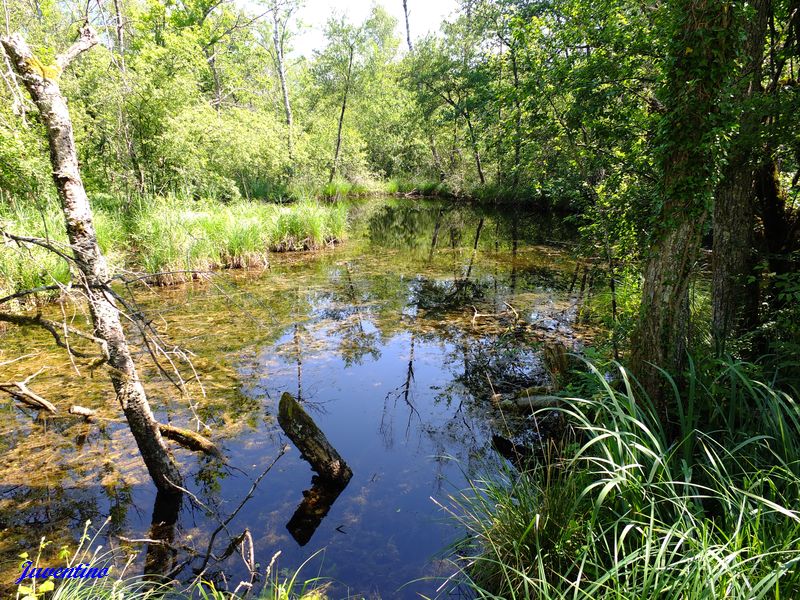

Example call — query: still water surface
[0,199,593,598]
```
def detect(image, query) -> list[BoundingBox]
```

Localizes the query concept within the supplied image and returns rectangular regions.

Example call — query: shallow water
[0,198,595,598]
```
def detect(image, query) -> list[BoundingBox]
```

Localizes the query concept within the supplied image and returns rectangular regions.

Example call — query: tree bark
[630,0,737,423]
[205,46,222,110]
[712,168,757,352]
[272,7,294,160]
[464,109,486,185]
[428,129,445,181]
[112,0,126,70]
[1,27,183,494]
[510,44,522,190]
[712,0,770,354]
[329,45,354,185]
[755,158,792,275]
[402,0,413,52]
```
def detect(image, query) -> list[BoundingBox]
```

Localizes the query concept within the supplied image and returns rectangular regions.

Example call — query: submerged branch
[0,311,108,360]
[159,423,222,459]
[0,368,57,413]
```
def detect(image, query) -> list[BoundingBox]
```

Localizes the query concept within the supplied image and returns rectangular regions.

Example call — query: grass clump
[0,193,349,294]
[129,196,348,282]
[0,197,125,301]
[321,178,354,200]
[445,359,800,599]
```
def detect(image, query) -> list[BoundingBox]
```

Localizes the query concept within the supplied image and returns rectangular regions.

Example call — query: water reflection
[144,491,182,579]
[286,475,352,547]
[0,198,589,598]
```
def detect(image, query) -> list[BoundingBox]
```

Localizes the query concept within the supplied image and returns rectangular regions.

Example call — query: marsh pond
[0,199,598,598]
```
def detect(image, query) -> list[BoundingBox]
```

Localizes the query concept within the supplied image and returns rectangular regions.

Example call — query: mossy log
[498,395,563,411]
[278,391,352,482]
[66,406,221,458]
[159,423,223,459]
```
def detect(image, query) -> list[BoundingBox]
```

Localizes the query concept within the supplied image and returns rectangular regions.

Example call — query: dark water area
[0,199,596,598]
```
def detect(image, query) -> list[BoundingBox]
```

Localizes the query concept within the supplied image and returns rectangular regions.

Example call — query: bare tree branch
[55,23,99,70]
[0,368,57,412]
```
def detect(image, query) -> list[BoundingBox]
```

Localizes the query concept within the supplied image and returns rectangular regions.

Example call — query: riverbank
[0,194,348,299]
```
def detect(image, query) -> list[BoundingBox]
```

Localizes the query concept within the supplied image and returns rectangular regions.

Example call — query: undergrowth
[443,359,800,599]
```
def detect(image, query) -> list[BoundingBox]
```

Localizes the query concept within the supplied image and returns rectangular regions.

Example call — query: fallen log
[159,424,222,459]
[69,405,97,419]
[498,395,563,411]
[278,391,352,482]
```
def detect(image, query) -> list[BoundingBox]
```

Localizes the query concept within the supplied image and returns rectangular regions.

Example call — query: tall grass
[444,360,800,599]
[0,197,126,301]
[128,196,347,281]
[0,194,348,295]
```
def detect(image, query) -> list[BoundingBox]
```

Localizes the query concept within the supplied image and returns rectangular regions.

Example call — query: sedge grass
[443,359,800,599]
[0,194,349,295]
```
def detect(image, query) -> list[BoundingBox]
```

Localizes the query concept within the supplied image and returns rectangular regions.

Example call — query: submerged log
[278,391,352,482]
[159,424,222,459]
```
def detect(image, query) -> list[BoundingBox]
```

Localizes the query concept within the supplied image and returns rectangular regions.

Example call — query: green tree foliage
[1,0,797,372]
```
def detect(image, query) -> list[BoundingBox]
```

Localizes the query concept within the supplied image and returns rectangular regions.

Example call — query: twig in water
[193,444,289,580]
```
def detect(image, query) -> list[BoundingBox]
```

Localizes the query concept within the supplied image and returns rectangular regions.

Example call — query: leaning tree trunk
[509,44,522,190]
[630,0,738,426]
[464,109,486,185]
[272,8,294,161]
[402,0,413,52]
[1,27,183,494]
[712,0,770,354]
[329,46,354,185]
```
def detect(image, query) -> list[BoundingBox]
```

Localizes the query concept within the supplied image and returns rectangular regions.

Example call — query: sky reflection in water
[0,199,590,598]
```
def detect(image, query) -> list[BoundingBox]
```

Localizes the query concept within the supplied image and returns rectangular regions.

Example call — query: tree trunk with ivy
[1,27,183,494]
[630,0,739,424]
[712,0,770,354]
